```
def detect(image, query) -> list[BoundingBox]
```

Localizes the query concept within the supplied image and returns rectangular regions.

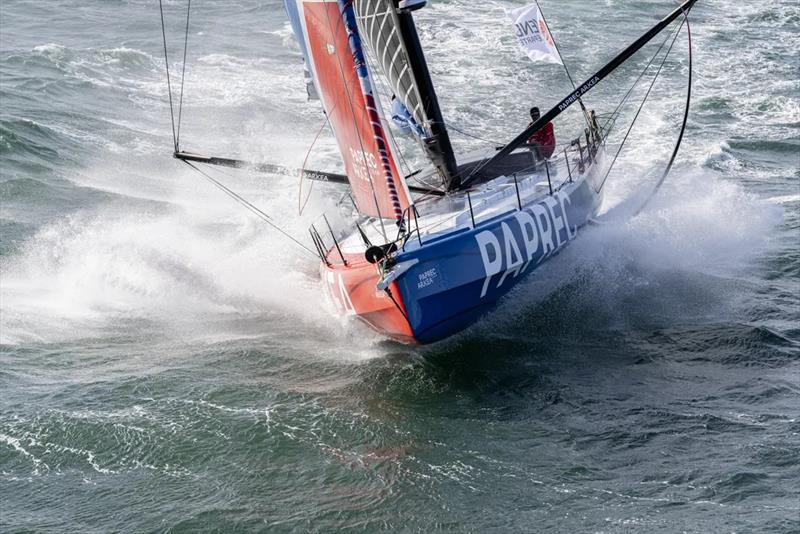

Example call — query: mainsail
[352,0,460,190]
[287,0,412,221]
[352,0,426,130]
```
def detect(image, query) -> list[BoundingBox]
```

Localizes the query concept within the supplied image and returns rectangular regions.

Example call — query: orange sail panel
[301,0,410,220]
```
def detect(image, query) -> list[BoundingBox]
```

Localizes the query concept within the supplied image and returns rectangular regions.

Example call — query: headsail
[289,0,411,221]
[353,0,460,190]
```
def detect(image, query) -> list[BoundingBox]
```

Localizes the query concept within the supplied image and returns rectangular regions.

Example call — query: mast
[392,1,461,190]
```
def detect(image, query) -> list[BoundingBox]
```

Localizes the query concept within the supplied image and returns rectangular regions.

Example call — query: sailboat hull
[320,255,416,343]
[321,165,603,344]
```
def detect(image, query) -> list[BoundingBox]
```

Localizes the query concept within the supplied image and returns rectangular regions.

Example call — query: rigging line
[602,21,680,133]
[357,2,451,198]
[335,188,353,210]
[176,0,192,150]
[359,33,450,201]
[633,6,692,217]
[432,120,503,147]
[322,1,388,240]
[408,174,445,195]
[360,37,414,178]
[299,113,333,216]
[380,104,414,182]
[595,16,686,194]
[383,286,411,326]
[360,34,447,200]
[158,0,178,151]
[378,108,428,199]
[182,160,317,257]
[533,0,591,128]
[457,23,678,192]
[460,0,698,190]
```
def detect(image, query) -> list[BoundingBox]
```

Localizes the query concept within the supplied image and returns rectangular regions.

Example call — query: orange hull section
[320,252,414,343]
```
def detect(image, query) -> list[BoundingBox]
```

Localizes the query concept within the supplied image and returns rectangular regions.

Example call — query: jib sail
[286,0,411,221]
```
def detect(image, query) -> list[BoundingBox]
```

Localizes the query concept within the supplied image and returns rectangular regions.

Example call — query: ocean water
[1,0,798,531]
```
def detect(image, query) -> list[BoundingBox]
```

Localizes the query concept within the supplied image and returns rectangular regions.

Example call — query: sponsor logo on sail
[348,147,377,183]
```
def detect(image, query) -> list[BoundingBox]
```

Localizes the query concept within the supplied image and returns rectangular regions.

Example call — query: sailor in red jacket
[526,106,556,160]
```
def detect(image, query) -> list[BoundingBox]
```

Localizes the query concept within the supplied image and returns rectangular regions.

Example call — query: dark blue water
[1,0,798,531]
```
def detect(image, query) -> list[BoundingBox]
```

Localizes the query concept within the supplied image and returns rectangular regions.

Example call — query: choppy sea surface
[1,0,799,532]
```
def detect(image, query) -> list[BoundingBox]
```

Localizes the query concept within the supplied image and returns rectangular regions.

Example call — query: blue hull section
[394,176,602,344]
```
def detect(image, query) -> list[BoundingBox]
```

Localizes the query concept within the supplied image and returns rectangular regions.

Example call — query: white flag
[507,3,563,65]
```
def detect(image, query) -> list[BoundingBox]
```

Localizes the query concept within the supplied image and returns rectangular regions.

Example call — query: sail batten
[354,0,461,189]
[353,0,427,130]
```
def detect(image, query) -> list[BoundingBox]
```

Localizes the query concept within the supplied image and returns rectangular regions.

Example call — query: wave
[0,148,786,352]
[0,181,382,348]
[2,43,162,97]
[0,119,62,161]
[27,43,159,72]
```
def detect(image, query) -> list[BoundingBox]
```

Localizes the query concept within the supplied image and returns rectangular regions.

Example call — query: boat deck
[338,160,566,255]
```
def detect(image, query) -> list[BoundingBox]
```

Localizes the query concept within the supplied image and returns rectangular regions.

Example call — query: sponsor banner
[507,3,563,65]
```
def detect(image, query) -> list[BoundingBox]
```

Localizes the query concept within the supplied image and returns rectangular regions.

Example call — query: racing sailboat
[168,0,697,344]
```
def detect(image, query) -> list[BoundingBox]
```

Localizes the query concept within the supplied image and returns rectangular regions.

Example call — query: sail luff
[291,0,412,221]
[339,0,407,220]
